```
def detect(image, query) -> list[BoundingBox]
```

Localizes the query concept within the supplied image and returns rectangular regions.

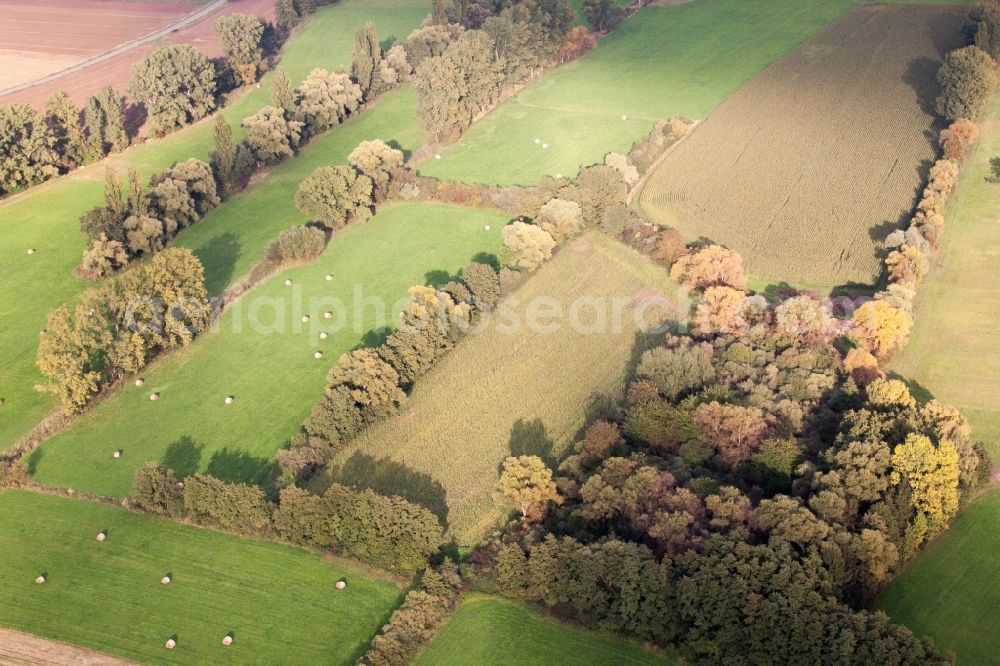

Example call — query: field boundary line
[0,0,229,98]
[627,119,699,207]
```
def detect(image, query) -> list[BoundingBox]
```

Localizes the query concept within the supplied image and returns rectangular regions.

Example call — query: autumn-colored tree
[604,152,639,185]
[935,45,997,122]
[774,295,833,345]
[556,26,597,63]
[866,378,917,410]
[241,105,304,163]
[400,285,472,343]
[294,68,363,134]
[670,244,747,290]
[495,455,562,520]
[886,244,928,288]
[651,229,687,265]
[327,348,405,415]
[693,401,769,466]
[215,13,265,86]
[850,300,913,360]
[844,347,883,387]
[460,261,501,310]
[500,221,555,271]
[35,298,111,412]
[940,118,979,160]
[694,286,748,335]
[535,197,582,243]
[348,139,404,201]
[891,434,961,534]
[294,164,374,229]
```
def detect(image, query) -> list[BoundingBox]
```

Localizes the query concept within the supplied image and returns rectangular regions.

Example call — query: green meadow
[0,0,428,449]
[416,593,670,666]
[0,489,400,664]
[417,0,856,186]
[31,203,507,498]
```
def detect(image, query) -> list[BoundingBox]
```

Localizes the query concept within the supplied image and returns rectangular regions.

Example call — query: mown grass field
[415,593,671,666]
[0,489,401,664]
[639,4,961,288]
[30,204,507,499]
[325,233,678,543]
[877,492,1000,665]
[0,0,428,450]
[876,99,1000,664]
[417,0,857,187]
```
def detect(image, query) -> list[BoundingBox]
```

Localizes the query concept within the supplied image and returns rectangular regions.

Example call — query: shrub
[604,152,639,186]
[241,105,304,164]
[535,197,583,243]
[935,45,997,122]
[559,165,627,224]
[294,69,362,134]
[500,221,555,271]
[151,158,221,231]
[130,462,184,516]
[460,261,501,310]
[266,225,326,265]
[600,202,646,237]
[348,139,404,201]
[182,474,272,534]
[0,103,58,195]
[295,164,374,229]
[651,229,688,265]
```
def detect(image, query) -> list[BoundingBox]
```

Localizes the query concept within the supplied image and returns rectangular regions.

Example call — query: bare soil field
[638,4,963,288]
[0,627,135,666]
[0,0,274,110]
[0,0,197,90]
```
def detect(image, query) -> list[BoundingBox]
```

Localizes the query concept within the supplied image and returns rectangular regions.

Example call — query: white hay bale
[161,575,171,585]
[319,331,329,340]
[336,580,346,590]
[113,450,121,459]
[35,575,45,584]
[314,351,323,359]
[135,378,144,387]
[149,392,160,401]
[301,315,310,323]
[323,311,332,319]
[96,532,106,542]
[27,248,35,255]
[484,224,491,231]
[224,396,234,405]
[434,154,441,160]
[176,482,184,490]
[534,138,540,144]
[222,635,234,646]
[284,279,293,287]
[165,639,176,650]
[622,114,628,121]
[325,274,334,281]
[542,143,549,149]
[555,173,562,179]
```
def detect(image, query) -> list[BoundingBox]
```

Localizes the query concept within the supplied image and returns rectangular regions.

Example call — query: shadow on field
[330,452,449,526]
[205,447,275,489]
[353,327,392,350]
[25,447,43,475]
[161,435,203,479]
[902,56,943,120]
[892,373,935,404]
[508,418,556,468]
[471,252,499,270]
[195,232,242,296]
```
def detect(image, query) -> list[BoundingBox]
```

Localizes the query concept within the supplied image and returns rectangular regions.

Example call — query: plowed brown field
[638,4,963,288]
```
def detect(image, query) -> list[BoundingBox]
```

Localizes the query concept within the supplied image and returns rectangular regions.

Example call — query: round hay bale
[622,114,628,121]
[301,315,310,323]
[335,580,346,590]
[319,331,329,340]
[434,154,441,160]
[534,138,541,144]
[224,396,234,405]
[324,311,332,319]
[161,575,171,585]
[165,639,176,650]
[325,274,334,281]
[27,248,35,255]
[96,532,106,542]
[284,279,293,287]
[135,378,145,387]
[314,351,323,359]
[149,392,160,401]
[222,635,234,646]
[113,450,121,459]
[35,575,45,584]
[542,143,549,149]
[484,224,491,231]
[555,173,562,179]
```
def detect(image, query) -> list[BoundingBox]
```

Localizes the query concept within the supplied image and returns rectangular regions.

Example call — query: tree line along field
[638,4,963,288]
[323,232,679,544]
[0,489,401,664]
[415,593,671,665]
[416,0,859,187]
[875,97,1000,665]
[30,203,507,499]
[0,0,429,449]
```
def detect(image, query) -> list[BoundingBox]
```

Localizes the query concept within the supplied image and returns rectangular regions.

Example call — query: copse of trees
[582,0,625,33]
[294,68,362,134]
[37,248,211,412]
[295,164,374,227]
[0,104,58,196]
[935,45,997,122]
[129,44,218,134]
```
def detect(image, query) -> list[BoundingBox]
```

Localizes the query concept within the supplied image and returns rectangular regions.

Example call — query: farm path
[0,627,135,666]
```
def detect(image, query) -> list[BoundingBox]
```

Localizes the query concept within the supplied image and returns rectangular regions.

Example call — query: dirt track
[0,627,135,666]
[0,0,275,110]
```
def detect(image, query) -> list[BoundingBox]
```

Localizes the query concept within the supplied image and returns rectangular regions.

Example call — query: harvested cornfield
[639,4,963,288]
[325,233,679,544]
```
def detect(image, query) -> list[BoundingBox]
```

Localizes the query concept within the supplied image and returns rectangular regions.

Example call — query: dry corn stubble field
[638,4,963,288]
[323,233,679,544]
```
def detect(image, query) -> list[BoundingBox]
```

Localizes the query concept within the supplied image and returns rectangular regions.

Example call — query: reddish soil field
[0,0,274,110]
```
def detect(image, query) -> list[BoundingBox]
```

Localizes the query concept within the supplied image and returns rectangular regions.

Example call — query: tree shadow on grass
[471,252,499,270]
[889,372,935,404]
[194,232,242,297]
[161,435,203,479]
[508,418,555,468]
[25,447,43,475]
[425,269,453,287]
[205,447,276,493]
[352,327,392,351]
[329,451,449,527]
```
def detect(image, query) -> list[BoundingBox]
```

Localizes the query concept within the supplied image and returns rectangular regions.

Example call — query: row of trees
[414,0,584,140]
[130,463,442,571]
[0,88,128,196]
[36,248,211,412]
